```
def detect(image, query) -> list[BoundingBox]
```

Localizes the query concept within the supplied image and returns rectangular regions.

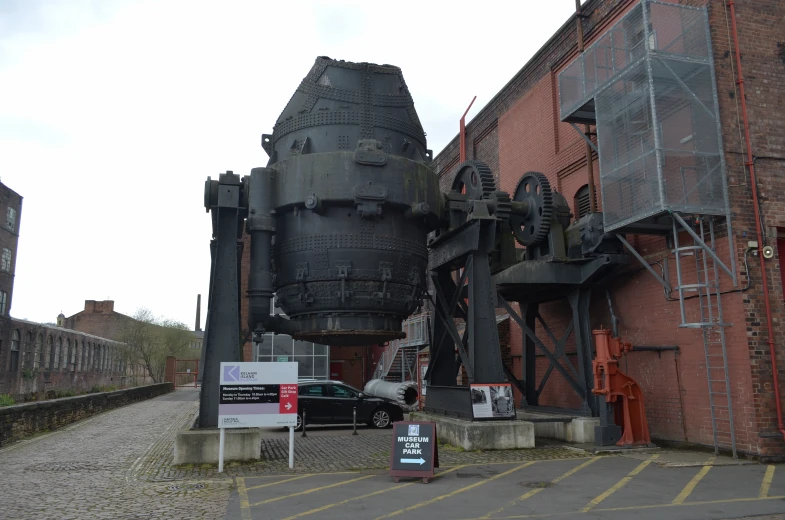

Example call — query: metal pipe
[727,0,784,441]
[460,96,477,163]
[247,168,297,338]
[364,379,419,408]
[575,0,597,212]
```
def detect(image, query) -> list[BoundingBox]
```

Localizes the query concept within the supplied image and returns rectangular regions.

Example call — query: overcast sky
[0,0,580,328]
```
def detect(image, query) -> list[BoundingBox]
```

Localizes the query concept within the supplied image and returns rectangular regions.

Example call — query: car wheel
[371,408,391,428]
[294,412,303,431]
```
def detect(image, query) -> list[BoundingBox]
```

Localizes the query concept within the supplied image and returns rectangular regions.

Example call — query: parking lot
[226,450,784,520]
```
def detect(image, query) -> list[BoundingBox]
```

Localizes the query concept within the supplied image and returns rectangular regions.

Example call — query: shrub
[0,394,15,407]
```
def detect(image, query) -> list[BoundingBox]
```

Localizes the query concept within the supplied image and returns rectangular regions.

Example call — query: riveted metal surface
[256,57,442,345]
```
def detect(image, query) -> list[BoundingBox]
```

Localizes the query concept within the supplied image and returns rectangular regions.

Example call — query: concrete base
[517,411,599,444]
[409,412,534,450]
[174,428,262,465]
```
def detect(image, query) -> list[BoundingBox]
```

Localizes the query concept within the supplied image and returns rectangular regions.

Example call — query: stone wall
[0,382,173,447]
[0,316,129,400]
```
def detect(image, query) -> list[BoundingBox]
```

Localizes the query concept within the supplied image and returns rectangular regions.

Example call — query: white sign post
[218,362,298,472]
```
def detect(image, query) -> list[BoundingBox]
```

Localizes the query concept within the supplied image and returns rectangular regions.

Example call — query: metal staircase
[372,313,430,382]
[672,215,737,458]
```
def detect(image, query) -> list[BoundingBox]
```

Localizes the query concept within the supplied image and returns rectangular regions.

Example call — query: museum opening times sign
[218,362,298,428]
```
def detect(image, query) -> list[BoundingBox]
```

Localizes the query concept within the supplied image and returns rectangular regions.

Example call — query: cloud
[0,0,577,326]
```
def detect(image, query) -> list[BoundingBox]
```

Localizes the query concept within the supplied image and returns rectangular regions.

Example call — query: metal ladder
[673,216,737,458]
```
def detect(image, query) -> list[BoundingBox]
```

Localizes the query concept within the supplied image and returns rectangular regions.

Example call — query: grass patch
[0,394,15,406]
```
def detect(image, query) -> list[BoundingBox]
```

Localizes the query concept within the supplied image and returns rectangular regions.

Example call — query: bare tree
[120,308,192,383]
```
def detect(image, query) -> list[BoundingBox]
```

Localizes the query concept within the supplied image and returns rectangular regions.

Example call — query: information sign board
[219,362,298,428]
[470,383,516,419]
[389,421,439,483]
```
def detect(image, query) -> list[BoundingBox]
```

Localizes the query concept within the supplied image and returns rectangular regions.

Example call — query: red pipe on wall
[727,0,785,441]
[459,96,477,163]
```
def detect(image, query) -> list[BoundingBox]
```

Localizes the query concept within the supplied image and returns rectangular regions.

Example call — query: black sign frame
[389,421,439,483]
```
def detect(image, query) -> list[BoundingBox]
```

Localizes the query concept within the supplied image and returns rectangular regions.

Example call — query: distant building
[60,300,133,342]
[0,182,22,318]
[0,182,124,399]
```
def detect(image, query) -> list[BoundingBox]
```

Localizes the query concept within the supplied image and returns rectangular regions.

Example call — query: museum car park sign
[218,362,298,471]
[389,421,439,483]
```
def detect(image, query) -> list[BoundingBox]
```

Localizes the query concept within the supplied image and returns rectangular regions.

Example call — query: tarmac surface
[0,387,782,520]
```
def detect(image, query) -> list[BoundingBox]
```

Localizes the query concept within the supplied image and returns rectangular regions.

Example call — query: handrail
[372,312,431,380]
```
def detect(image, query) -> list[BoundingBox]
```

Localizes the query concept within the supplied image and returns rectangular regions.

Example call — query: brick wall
[0,382,173,447]
[430,0,785,458]
[61,300,133,342]
[709,0,785,458]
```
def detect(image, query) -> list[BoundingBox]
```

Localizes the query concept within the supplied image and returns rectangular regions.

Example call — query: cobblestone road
[0,388,231,520]
[6,387,779,520]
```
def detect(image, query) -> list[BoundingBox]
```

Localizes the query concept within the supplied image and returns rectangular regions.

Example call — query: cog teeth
[511,171,554,246]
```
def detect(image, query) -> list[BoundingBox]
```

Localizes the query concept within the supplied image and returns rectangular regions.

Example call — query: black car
[295,380,404,430]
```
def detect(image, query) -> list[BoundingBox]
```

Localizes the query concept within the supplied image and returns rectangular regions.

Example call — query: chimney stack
[195,294,202,332]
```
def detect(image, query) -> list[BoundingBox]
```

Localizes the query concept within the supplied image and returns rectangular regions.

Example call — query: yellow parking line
[581,454,659,512]
[235,477,252,520]
[280,465,466,520]
[671,456,715,504]
[249,474,375,507]
[759,465,775,498]
[478,457,600,519]
[374,462,536,520]
[245,474,311,491]
[472,494,785,519]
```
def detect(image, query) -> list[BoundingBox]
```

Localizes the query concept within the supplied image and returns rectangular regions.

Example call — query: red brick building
[61,300,133,341]
[433,0,785,459]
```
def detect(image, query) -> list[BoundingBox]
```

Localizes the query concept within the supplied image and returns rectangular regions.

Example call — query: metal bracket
[336,262,352,304]
[616,233,673,292]
[296,262,313,304]
[372,261,393,303]
[353,183,387,218]
[569,122,598,153]
[672,212,735,282]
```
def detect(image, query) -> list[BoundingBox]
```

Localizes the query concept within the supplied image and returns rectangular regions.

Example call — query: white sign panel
[218,362,298,428]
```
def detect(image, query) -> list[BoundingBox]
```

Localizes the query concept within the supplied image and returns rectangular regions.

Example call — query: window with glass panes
[253,333,329,380]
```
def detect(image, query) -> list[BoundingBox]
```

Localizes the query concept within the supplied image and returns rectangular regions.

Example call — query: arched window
[23,332,32,370]
[9,329,20,372]
[87,343,93,370]
[36,333,43,369]
[46,336,53,369]
[56,337,63,370]
[77,340,83,372]
[574,184,598,220]
[66,339,72,371]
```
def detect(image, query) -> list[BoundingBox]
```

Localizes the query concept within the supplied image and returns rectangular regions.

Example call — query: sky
[0,0,581,328]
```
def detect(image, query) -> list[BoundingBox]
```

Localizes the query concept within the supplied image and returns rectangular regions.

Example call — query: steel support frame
[424,216,508,419]
[199,173,245,428]
[499,291,597,417]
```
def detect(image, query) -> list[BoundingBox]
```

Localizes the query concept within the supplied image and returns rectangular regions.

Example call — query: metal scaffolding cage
[558,0,740,457]
[559,0,729,233]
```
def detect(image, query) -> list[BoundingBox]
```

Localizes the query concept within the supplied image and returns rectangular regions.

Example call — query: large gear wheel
[451,160,496,200]
[510,172,553,246]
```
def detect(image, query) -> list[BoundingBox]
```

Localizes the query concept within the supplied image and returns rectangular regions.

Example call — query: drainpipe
[459,96,477,163]
[575,0,597,212]
[727,0,785,441]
